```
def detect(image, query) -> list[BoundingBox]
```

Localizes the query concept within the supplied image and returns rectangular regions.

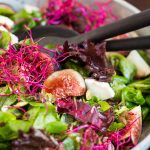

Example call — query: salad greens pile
[0,1,150,150]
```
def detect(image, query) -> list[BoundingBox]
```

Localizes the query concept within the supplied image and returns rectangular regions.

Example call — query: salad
[0,0,150,150]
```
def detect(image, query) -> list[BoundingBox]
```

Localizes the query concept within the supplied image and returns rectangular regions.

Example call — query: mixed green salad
[0,0,150,150]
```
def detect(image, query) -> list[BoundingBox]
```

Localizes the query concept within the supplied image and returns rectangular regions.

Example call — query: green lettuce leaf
[0,112,31,141]
[45,121,68,134]
[129,77,150,93]
[88,96,111,112]
[108,122,125,131]
[110,75,128,100]
[63,137,75,150]
[0,31,11,49]
[122,87,145,105]
[0,95,17,109]
[108,53,136,81]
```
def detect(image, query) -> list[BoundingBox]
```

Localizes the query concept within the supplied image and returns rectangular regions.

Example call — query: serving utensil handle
[106,36,150,51]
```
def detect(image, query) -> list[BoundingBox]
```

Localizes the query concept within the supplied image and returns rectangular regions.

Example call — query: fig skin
[43,69,86,98]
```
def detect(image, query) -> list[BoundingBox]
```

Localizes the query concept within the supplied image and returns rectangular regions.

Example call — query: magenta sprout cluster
[45,0,117,33]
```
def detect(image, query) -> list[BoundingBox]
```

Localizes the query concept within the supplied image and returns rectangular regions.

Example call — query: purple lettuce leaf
[56,98,114,131]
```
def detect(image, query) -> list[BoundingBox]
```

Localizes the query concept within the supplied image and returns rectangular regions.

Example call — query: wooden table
[126,0,150,10]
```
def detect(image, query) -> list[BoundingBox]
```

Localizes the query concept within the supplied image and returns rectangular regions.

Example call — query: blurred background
[126,0,150,10]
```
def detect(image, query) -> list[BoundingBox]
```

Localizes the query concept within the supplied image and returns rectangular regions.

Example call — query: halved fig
[120,106,142,145]
[126,106,142,145]
[43,69,86,98]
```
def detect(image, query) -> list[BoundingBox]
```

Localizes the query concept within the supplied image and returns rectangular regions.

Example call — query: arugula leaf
[0,86,17,108]
[29,102,45,107]
[0,112,16,123]
[23,107,40,121]
[62,133,81,150]
[110,75,128,100]
[111,75,128,84]
[0,124,17,141]
[61,113,74,124]
[63,137,75,150]
[88,96,111,112]
[33,104,59,129]
[122,87,145,105]
[33,110,52,129]
[0,31,11,49]
[45,121,68,134]
[0,95,17,109]
[0,120,31,141]
[7,108,23,118]
[108,122,125,131]
[8,120,31,133]
[98,101,111,112]
[0,111,32,141]
[129,77,150,93]
[125,101,136,109]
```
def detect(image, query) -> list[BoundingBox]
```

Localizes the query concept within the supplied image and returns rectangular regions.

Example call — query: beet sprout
[45,0,117,33]
[0,41,56,97]
[67,124,90,134]
[67,116,140,150]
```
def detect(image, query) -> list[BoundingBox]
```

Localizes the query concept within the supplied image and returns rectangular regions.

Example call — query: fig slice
[127,106,142,145]
[43,69,86,98]
[120,106,142,145]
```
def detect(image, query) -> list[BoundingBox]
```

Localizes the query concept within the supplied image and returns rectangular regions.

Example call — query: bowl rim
[113,0,140,13]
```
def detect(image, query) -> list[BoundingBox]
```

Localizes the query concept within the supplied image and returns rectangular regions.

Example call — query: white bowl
[0,0,150,149]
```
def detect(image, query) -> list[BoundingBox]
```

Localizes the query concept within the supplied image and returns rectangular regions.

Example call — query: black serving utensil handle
[15,25,78,40]
[106,36,150,51]
[38,35,150,51]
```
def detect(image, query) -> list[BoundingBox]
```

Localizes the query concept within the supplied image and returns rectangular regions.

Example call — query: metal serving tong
[16,8,150,51]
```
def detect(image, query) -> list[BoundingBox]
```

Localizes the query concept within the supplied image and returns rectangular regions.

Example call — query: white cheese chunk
[127,50,150,77]
[85,79,115,100]
[10,33,18,44]
[0,15,14,29]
